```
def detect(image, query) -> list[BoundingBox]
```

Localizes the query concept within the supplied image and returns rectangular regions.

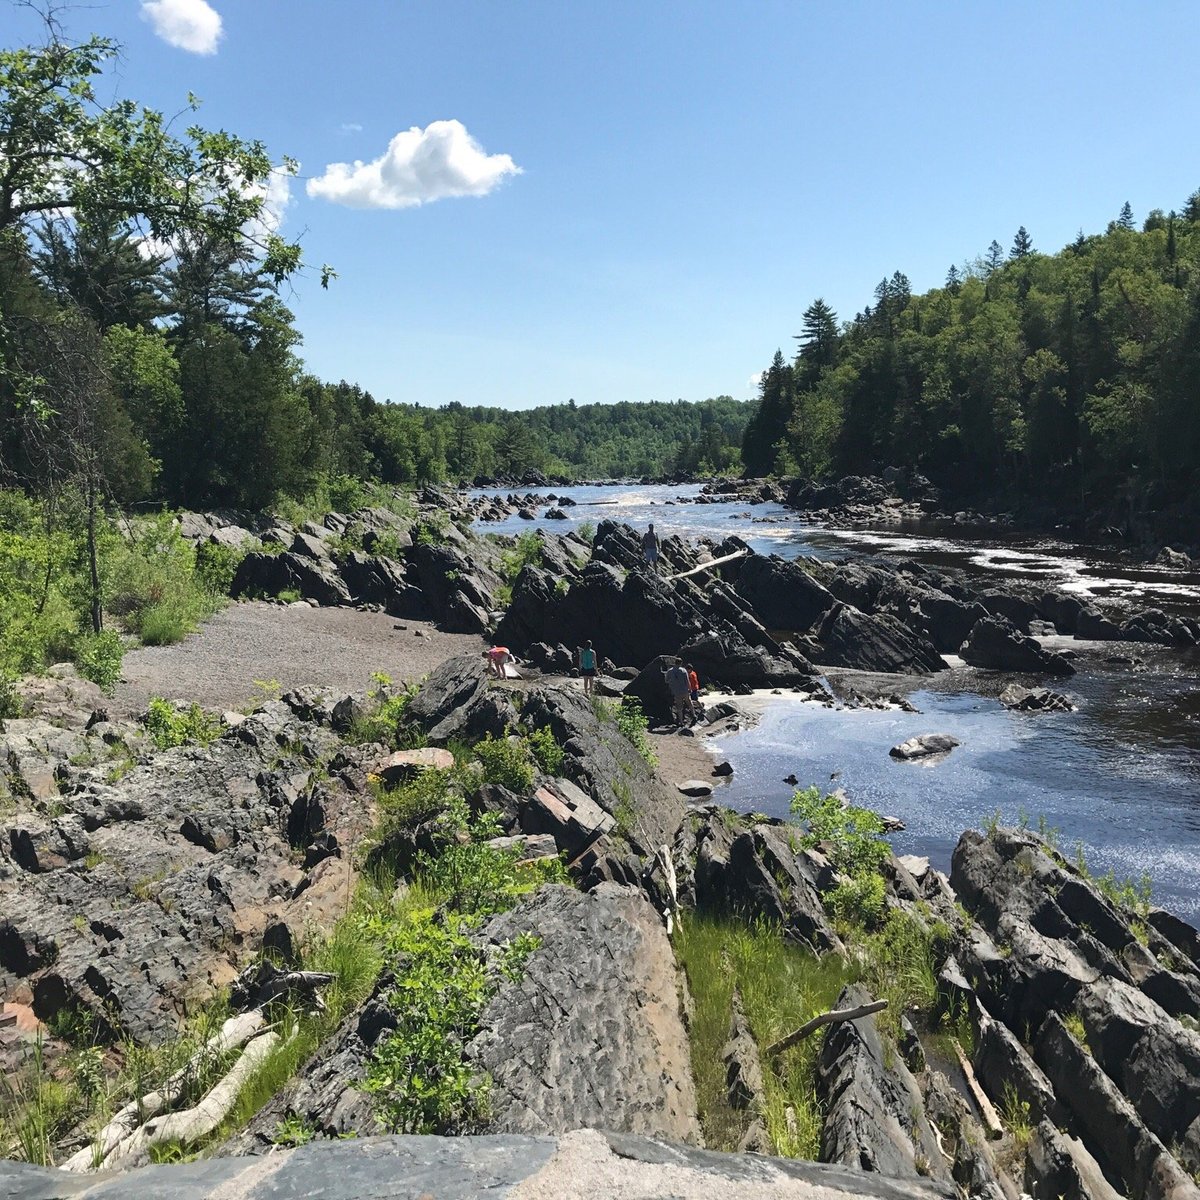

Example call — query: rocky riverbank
[3,649,1199,1198]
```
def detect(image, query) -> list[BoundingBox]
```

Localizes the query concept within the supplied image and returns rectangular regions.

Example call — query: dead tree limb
[766,999,888,1058]
[665,549,749,582]
[102,1030,281,1168]
[952,1037,1003,1139]
[61,1010,267,1172]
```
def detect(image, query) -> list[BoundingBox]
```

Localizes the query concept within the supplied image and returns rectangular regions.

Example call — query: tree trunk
[86,473,102,633]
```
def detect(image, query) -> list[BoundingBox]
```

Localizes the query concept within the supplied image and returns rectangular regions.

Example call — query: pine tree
[793,299,839,386]
[985,240,1005,273]
[741,350,793,476]
[1117,201,1135,230]
[1010,226,1034,258]
[945,264,961,295]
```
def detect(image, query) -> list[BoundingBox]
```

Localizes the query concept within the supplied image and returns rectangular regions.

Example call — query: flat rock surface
[0,1129,958,1199]
[113,602,484,716]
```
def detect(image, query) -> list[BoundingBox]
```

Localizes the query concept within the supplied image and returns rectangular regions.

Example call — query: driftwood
[103,1030,281,1168]
[765,999,888,1059]
[665,549,749,583]
[952,1037,1003,1139]
[60,1011,267,1172]
[229,961,335,1013]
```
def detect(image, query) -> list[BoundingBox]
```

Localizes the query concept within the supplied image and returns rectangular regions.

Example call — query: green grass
[675,915,851,1157]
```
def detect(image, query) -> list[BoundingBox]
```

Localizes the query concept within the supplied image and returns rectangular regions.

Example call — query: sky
[8,0,1200,409]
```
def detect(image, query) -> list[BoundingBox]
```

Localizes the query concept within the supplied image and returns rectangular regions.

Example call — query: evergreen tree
[985,240,1005,273]
[741,350,793,476]
[945,264,962,295]
[793,299,839,386]
[1010,226,1034,258]
[1117,201,1136,230]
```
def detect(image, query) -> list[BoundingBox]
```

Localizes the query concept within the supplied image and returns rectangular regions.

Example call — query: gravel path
[112,601,485,716]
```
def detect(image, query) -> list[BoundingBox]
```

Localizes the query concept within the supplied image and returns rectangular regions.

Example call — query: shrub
[351,675,419,747]
[790,786,889,930]
[615,697,657,768]
[576,521,596,544]
[144,697,221,750]
[0,670,22,720]
[193,541,245,596]
[524,726,564,775]
[472,733,534,793]
[327,473,367,513]
[499,531,543,581]
[73,630,124,693]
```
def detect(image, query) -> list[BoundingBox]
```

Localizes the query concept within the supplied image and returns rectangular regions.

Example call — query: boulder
[375,747,455,786]
[889,734,959,761]
[960,616,1075,675]
[732,554,836,632]
[999,684,1075,713]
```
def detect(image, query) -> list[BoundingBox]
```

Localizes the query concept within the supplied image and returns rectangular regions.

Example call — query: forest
[742,200,1200,514]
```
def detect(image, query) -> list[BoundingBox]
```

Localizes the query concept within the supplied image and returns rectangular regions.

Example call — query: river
[472,483,1200,920]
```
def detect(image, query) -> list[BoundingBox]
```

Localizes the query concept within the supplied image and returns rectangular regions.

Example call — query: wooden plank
[765,1000,888,1058]
[953,1037,1004,1139]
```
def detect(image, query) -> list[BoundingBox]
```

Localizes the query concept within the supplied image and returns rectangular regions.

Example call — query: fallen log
[665,549,749,583]
[60,1010,267,1172]
[103,1029,281,1168]
[952,1037,1003,1139]
[765,999,888,1059]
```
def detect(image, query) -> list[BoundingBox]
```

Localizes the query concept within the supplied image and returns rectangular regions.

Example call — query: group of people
[666,660,703,726]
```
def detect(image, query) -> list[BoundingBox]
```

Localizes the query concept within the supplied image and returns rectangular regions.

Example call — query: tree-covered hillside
[743,198,1200,513]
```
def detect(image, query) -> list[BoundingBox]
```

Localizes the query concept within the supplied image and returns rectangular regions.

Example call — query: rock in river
[889,733,960,760]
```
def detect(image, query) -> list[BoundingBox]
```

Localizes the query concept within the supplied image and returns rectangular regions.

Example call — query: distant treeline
[0,222,748,508]
[742,194,1200,511]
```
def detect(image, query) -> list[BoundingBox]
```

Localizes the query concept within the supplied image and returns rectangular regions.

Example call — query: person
[687,663,702,722]
[665,659,691,726]
[641,524,661,573]
[485,645,511,678]
[579,640,597,695]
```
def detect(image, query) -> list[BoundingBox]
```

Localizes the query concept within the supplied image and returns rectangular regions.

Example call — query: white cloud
[747,371,765,392]
[339,122,364,135]
[307,120,520,209]
[141,0,223,55]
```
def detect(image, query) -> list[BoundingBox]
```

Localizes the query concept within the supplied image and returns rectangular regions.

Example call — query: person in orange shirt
[687,663,701,723]
[485,645,511,678]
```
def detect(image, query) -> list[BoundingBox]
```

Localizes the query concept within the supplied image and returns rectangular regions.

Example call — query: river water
[473,484,1200,921]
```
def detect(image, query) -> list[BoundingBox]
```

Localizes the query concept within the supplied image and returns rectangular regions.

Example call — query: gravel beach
[113,601,486,716]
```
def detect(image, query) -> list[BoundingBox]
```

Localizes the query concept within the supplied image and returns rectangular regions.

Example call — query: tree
[0,23,302,284]
[34,213,167,331]
[985,240,1005,274]
[945,264,962,295]
[1117,201,1136,231]
[741,350,793,476]
[793,299,839,385]
[1010,226,1034,258]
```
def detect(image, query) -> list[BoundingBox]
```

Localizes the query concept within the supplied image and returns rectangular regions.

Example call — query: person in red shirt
[687,664,701,722]
[485,645,511,678]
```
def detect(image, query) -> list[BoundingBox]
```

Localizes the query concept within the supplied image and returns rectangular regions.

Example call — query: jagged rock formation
[1,677,375,1044]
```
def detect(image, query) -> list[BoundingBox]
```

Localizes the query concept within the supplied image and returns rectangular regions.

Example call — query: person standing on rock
[642,524,661,574]
[579,640,597,695]
[687,663,702,723]
[665,660,691,726]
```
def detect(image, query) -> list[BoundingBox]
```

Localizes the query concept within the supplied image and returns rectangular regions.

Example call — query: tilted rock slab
[468,883,701,1143]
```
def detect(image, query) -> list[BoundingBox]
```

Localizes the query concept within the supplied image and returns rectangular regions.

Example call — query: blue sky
[10,1,1200,408]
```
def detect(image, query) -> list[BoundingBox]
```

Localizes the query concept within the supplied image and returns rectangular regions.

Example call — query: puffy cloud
[140,0,223,55]
[307,120,520,209]
[747,371,765,391]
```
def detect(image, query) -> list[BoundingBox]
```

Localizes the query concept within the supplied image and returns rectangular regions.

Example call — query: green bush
[351,674,419,746]
[327,473,367,513]
[524,726,564,775]
[0,670,20,720]
[615,697,657,768]
[472,733,534,793]
[73,630,124,693]
[144,697,221,750]
[499,531,543,581]
[576,521,596,544]
[194,540,246,596]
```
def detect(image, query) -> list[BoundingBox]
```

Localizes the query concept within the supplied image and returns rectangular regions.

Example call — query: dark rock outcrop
[999,684,1076,713]
[813,603,946,675]
[960,617,1075,675]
